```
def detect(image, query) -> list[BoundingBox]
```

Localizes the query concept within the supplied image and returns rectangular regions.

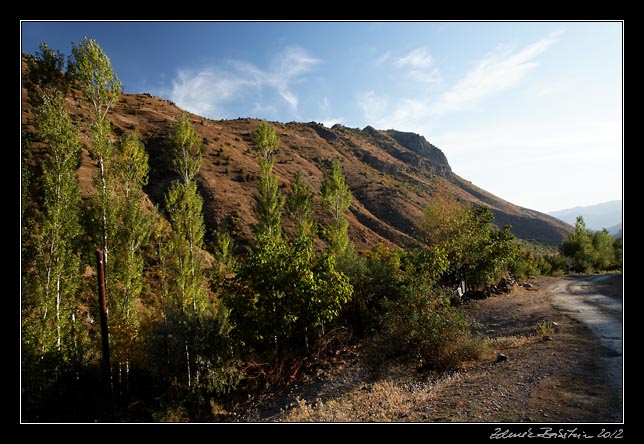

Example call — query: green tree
[25,42,69,104]
[421,192,513,291]
[162,115,210,390]
[165,181,207,314]
[22,93,83,363]
[252,121,283,243]
[321,160,352,257]
[69,37,122,293]
[225,237,352,355]
[592,229,615,271]
[111,132,151,391]
[286,171,314,240]
[170,114,203,184]
[612,237,622,270]
[69,37,122,122]
[560,216,594,273]
[379,247,479,370]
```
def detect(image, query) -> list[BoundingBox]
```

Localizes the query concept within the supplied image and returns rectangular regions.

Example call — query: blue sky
[21,21,623,213]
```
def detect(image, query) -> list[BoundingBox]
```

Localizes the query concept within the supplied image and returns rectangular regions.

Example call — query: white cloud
[359,31,562,132]
[395,48,434,69]
[320,118,344,128]
[394,47,441,83]
[169,46,320,119]
[170,68,254,118]
[433,32,560,114]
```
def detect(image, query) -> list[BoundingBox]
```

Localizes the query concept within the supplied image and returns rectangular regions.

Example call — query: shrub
[381,286,481,371]
[224,237,353,357]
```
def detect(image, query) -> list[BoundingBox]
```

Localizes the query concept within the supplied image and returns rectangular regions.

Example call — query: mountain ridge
[548,200,622,234]
[21,54,573,249]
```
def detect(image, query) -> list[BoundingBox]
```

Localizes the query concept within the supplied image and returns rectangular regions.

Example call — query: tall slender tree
[111,132,151,391]
[165,115,207,314]
[252,121,283,244]
[23,93,82,359]
[286,171,314,241]
[163,115,208,389]
[321,160,352,257]
[69,37,122,294]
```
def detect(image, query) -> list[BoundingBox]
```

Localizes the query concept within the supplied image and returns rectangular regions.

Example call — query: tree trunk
[185,340,191,389]
[55,274,61,351]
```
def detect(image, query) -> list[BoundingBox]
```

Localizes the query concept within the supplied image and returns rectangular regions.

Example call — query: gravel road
[547,275,623,421]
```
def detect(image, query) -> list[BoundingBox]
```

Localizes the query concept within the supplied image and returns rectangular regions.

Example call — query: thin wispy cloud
[169,46,320,119]
[394,47,441,83]
[358,31,562,132]
[433,31,561,114]
[395,48,434,69]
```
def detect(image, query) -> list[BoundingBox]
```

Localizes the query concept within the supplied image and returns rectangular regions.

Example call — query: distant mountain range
[548,200,622,237]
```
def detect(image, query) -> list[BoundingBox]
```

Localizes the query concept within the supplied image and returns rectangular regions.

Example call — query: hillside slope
[21,57,572,249]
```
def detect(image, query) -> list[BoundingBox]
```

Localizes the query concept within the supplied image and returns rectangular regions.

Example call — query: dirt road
[548,275,623,421]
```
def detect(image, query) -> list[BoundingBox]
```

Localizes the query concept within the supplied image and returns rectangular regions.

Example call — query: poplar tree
[24,93,82,360]
[165,115,207,314]
[69,37,122,293]
[252,121,283,244]
[111,132,150,390]
[163,114,208,389]
[286,171,314,241]
[321,160,352,257]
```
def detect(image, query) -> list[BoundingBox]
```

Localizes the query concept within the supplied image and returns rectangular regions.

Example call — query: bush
[337,245,402,337]
[224,237,353,357]
[381,286,480,371]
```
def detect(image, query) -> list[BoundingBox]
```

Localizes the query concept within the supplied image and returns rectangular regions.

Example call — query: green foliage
[421,192,516,290]
[560,217,596,273]
[252,121,284,243]
[25,42,69,104]
[321,160,352,256]
[21,93,96,420]
[117,131,149,198]
[164,181,208,314]
[211,226,237,283]
[110,132,151,377]
[612,237,622,270]
[224,236,353,355]
[23,93,83,359]
[338,245,402,337]
[286,171,314,240]
[509,247,554,280]
[592,229,615,270]
[69,37,122,122]
[378,248,479,370]
[69,37,122,302]
[170,114,203,183]
[559,217,622,273]
[252,120,280,161]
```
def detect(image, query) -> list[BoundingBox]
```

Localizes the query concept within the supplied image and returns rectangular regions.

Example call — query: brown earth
[222,275,621,423]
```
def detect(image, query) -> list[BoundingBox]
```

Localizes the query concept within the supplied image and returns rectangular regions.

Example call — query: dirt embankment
[225,275,622,423]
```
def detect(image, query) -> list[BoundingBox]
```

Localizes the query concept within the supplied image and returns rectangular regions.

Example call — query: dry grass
[283,372,461,422]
